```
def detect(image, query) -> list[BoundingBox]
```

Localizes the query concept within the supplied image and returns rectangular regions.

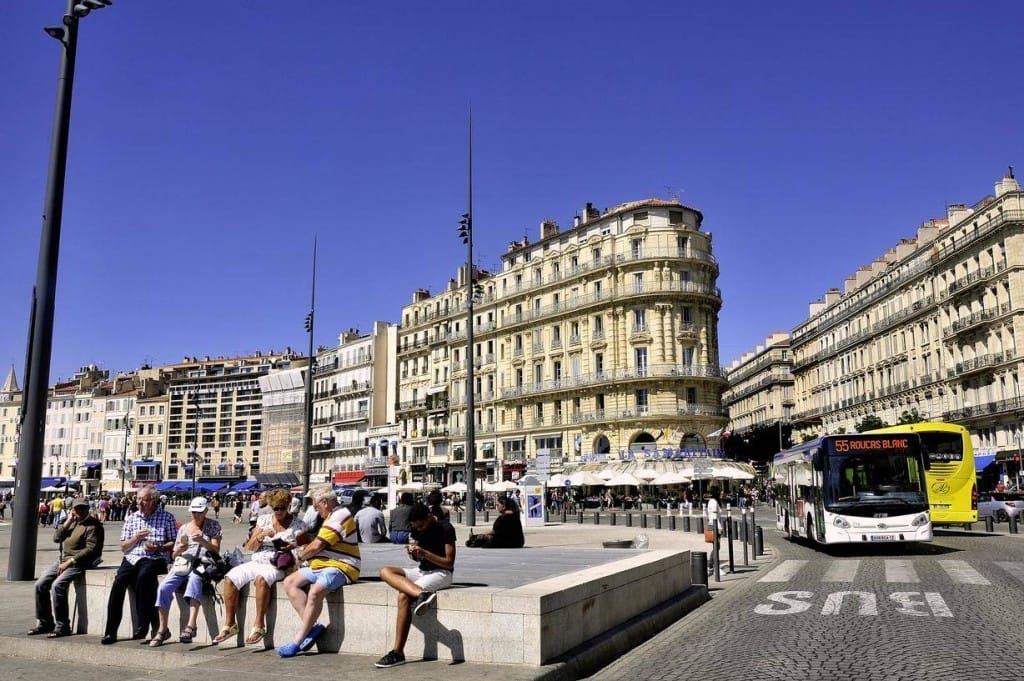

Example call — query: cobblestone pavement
[586,527,1024,681]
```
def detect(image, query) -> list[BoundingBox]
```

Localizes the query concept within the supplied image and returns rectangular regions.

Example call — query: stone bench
[84,549,700,665]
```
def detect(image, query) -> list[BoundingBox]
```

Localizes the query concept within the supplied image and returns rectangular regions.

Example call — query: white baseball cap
[189,496,209,513]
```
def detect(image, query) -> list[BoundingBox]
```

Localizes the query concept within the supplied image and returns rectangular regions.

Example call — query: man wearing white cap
[29,497,104,637]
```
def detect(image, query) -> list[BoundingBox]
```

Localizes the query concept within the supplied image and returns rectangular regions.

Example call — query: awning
[425,385,448,395]
[976,454,997,471]
[83,462,102,468]
[132,461,159,468]
[153,481,177,491]
[333,471,365,484]
[195,482,228,493]
[254,472,300,487]
[228,480,259,493]
[40,477,66,488]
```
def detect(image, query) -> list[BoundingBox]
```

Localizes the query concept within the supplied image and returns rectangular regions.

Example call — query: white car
[977,492,1024,522]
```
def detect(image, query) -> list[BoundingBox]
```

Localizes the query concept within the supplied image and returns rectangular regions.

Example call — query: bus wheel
[997,509,1008,522]
[806,515,814,542]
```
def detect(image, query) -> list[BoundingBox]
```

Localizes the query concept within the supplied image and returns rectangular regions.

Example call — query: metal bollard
[696,516,705,533]
[561,510,567,524]
[594,511,600,525]
[669,515,676,531]
[577,511,584,525]
[682,516,691,532]
[484,510,490,524]
[641,513,648,528]
[726,511,735,573]
[691,551,708,587]
[754,526,764,557]
[1011,515,1019,535]
[741,508,749,567]
[655,514,662,530]
[626,513,633,527]
[611,512,617,526]
[985,515,994,532]
[457,510,463,524]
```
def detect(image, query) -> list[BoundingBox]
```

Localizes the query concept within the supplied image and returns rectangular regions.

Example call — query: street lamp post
[8,0,115,583]
[457,110,477,528]
[189,390,200,499]
[120,414,132,496]
[302,239,317,500]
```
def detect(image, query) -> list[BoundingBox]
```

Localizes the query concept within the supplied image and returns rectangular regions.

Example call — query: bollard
[712,515,721,583]
[696,516,705,533]
[754,526,764,557]
[594,511,600,525]
[741,509,749,567]
[691,551,708,587]
[682,515,691,532]
[484,510,490,524]
[1011,514,1019,535]
[669,515,676,531]
[457,510,463,524]
[626,513,633,527]
[577,511,584,525]
[655,514,662,530]
[561,510,567,524]
[985,515,994,533]
[726,511,735,574]
[641,514,648,529]
[611,512,617,526]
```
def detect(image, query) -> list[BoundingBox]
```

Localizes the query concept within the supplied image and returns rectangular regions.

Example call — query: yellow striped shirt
[308,506,360,582]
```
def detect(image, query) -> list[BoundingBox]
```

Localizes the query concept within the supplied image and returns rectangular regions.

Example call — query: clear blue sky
[3,1,1023,383]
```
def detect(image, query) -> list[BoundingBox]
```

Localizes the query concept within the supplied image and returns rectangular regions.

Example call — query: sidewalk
[0,509,774,681]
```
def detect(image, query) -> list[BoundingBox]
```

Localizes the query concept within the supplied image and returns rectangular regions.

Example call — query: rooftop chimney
[540,219,559,240]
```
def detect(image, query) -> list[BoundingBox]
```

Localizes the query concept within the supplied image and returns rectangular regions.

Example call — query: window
[635,347,648,376]
[633,211,648,222]
[595,353,604,377]
[633,308,646,332]
[635,389,649,412]
[592,248,601,264]
[631,239,643,259]
[596,393,605,411]
[633,272,643,293]
[686,387,697,404]
[681,306,692,323]
[593,315,603,336]
[669,210,683,225]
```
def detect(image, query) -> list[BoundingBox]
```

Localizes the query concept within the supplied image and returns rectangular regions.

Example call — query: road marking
[884,559,919,583]
[995,561,1024,583]
[938,560,990,585]
[758,560,808,582]
[821,590,877,615]
[822,560,860,582]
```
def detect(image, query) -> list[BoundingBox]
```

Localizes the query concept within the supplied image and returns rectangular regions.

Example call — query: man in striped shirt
[277,483,360,658]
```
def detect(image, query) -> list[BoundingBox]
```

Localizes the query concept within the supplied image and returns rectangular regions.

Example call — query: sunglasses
[272,506,288,511]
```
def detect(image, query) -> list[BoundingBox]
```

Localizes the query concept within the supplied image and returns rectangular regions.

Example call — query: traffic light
[457,213,471,244]
[304,311,313,333]
[471,278,484,303]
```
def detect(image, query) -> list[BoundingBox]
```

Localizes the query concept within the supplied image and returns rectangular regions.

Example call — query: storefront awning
[132,461,159,468]
[228,480,259,493]
[254,472,300,487]
[976,454,997,471]
[333,471,365,484]
[425,385,448,395]
[83,461,102,468]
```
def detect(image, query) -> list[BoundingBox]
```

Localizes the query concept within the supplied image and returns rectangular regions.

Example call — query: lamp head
[44,26,66,40]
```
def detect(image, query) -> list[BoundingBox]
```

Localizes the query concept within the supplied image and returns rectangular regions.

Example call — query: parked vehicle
[977,492,1024,522]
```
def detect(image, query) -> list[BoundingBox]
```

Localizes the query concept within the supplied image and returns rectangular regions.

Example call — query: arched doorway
[594,434,610,455]
[630,431,657,455]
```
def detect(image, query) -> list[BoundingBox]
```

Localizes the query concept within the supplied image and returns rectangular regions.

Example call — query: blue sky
[3,1,1023,383]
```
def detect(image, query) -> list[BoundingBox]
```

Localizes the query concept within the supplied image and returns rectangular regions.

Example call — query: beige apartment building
[790,173,1024,469]
[0,367,21,489]
[722,332,794,446]
[309,322,397,489]
[396,199,728,487]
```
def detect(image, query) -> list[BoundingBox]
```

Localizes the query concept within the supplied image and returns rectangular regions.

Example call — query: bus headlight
[911,513,930,527]
[833,517,851,529]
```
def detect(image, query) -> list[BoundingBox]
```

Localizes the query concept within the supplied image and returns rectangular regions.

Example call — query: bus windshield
[824,447,928,516]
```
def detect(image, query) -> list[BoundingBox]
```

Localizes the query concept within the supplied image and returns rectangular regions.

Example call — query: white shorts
[401,566,453,592]
[225,559,285,590]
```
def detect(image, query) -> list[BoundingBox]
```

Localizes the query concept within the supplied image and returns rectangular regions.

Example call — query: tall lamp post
[9,0,115,582]
[302,238,317,500]
[457,109,477,528]
[120,414,132,496]
[189,390,200,499]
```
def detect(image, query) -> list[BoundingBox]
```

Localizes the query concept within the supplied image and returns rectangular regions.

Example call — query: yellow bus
[867,422,977,525]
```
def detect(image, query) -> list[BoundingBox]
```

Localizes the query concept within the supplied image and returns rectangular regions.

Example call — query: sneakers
[374,650,406,668]
[412,590,436,616]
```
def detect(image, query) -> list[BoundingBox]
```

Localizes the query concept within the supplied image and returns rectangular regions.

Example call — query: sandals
[212,623,238,644]
[179,625,197,644]
[245,627,266,645]
[148,629,171,647]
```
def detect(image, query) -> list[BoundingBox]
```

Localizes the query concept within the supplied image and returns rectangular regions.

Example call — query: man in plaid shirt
[101,485,178,645]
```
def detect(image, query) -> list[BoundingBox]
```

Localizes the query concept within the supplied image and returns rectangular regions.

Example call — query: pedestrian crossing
[757,558,1016,586]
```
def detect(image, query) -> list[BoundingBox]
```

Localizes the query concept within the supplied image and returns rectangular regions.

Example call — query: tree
[855,415,888,432]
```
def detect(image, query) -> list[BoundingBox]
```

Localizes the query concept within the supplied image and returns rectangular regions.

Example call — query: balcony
[498,363,725,399]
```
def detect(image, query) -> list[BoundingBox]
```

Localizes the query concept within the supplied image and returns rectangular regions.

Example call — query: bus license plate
[933,504,951,509]
[870,534,896,542]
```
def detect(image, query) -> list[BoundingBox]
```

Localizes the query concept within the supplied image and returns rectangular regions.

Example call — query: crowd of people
[22,482,529,668]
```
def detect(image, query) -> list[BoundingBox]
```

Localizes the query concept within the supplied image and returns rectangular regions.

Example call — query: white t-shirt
[250,513,307,564]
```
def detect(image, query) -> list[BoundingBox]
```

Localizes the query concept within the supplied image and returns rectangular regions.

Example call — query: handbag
[273,549,296,571]
[172,555,193,576]
[703,527,715,543]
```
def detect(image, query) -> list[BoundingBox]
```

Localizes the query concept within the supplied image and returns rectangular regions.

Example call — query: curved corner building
[396,199,727,485]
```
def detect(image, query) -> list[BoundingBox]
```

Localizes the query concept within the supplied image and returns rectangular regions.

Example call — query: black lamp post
[8,0,115,583]
[120,414,132,496]
[189,389,200,499]
[457,110,477,528]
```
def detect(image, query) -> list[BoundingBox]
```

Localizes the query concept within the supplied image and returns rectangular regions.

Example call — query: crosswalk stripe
[938,560,990,585]
[995,562,1024,583]
[821,560,860,582]
[884,560,919,583]
[758,560,808,582]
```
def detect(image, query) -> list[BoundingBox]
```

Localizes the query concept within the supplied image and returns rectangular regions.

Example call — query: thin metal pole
[9,0,79,581]
[464,107,476,529]
[120,414,130,496]
[302,237,317,499]
[190,390,198,499]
